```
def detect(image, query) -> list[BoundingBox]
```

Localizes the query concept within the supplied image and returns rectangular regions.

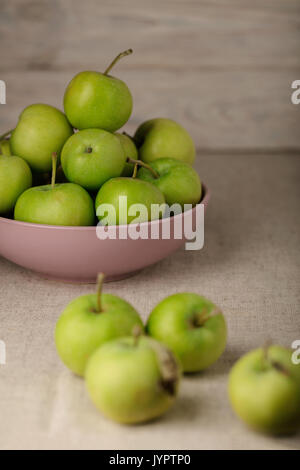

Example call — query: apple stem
[51,153,58,189]
[0,129,13,141]
[132,162,139,179]
[104,49,133,76]
[132,325,143,346]
[193,312,210,327]
[262,342,290,376]
[97,273,105,312]
[192,306,221,328]
[263,341,271,362]
[127,157,160,179]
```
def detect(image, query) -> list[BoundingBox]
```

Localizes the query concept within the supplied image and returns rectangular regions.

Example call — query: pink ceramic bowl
[0,185,210,282]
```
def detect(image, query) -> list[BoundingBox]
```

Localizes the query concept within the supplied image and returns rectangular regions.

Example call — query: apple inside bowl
[0,184,210,282]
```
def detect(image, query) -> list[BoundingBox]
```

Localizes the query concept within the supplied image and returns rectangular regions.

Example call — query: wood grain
[1,0,299,70]
[0,0,299,150]
[1,68,299,150]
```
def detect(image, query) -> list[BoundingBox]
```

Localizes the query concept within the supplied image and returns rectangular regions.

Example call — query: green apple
[134,118,195,165]
[116,132,138,177]
[95,172,166,225]
[61,128,126,191]
[228,345,300,435]
[137,158,202,208]
[14,153,94,226]
[0,138,32,215]
[146,293,227,373]
[85,330,181,423]
[10,104,73,173]
[64,50,133,132]
[55,274,144,377]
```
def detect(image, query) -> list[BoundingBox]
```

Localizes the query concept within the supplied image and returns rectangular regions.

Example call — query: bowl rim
[0,183,210,231]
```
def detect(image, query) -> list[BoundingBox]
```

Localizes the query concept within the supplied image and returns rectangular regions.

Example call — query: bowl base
[36,269,142,284]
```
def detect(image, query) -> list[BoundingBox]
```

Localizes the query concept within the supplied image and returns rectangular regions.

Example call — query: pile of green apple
[55,276,227,424]
[0,49,202,225]
[55,279,300,433]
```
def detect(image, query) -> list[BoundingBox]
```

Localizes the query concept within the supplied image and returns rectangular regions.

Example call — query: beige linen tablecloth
[0,153,299,450]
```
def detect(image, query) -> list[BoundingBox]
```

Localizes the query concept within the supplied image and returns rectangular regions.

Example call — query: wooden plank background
[0,0,300,151]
